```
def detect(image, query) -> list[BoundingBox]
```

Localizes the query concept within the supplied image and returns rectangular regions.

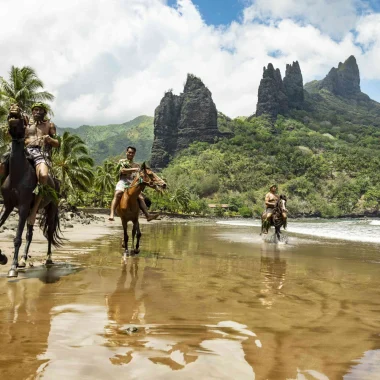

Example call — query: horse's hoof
[18,258,27,268]
[123,250,130,259]
[45,258,54,266]
[0,254,8,265]
[7,268,18,278]
[133,249,140,255]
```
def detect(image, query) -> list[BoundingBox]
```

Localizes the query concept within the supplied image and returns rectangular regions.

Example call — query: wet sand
[0,221,380,379]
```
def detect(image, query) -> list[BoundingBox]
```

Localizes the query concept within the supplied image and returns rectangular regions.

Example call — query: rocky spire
[319,55,360,97]
[150,91,182,170]
[256,64,288,118]
[283,61,304,109]
[150,74,220,169]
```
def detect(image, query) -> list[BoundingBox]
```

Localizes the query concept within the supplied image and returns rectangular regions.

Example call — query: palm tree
[52,132,94,199]
[0,66,54,114]
[170,187,191,213]
[94,160,117,207]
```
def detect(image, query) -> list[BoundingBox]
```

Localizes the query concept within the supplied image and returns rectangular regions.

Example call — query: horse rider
[0,103,60,226]
[263,184,279,234]
[108,146,159,222]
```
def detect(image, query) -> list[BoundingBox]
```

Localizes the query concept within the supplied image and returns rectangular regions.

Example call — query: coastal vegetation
[156,113,380,217]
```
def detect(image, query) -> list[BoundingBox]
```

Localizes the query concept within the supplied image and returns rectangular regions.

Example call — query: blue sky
[168,0,245,25]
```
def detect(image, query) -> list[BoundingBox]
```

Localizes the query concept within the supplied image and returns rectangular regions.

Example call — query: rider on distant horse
[0,103,60,226]
[108,146,159,222]
[262,184,279,234]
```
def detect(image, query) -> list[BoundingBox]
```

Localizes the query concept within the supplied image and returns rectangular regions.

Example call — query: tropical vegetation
[0,66,54,114]
[51,131,94,201]
[155,113,380,217]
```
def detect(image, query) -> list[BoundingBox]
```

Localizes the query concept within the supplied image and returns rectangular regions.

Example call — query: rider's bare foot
[146,214,159,222]
[108,217,115,221]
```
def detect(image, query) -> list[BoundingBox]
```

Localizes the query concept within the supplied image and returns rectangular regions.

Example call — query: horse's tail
[40,201,64,247]
[39,179,64,247]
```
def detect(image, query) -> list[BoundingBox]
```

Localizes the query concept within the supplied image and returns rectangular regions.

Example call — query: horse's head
[7,104,28,140]
[139,162,167,192]
[277,194,288,213]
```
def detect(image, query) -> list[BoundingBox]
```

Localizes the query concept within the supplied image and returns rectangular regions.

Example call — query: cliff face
[318,55,360,97]
[256,64,288,119]
[256,61,304,118]
[283,61,304,109]
[177,75,219,151]
[150,74,220,169]
[150,92,182,169]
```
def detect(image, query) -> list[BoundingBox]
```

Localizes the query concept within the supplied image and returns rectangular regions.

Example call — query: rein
[124,173,152,190]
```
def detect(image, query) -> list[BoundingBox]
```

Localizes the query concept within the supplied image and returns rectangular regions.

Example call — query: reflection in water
[103,258,255,378]
[259,248,287,309]
[0,264,82,379]
[1,223,380,379]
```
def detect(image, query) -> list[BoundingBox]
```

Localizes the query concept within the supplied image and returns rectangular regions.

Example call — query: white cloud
[0,0,378,126]
[243,0,365,39]
[355,13,380,79]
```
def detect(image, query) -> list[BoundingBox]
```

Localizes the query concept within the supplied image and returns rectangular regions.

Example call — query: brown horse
[261,195,288,241]
[0,106,62,277]
[117,163,166,258]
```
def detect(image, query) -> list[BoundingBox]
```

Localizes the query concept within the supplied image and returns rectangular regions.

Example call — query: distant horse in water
[261,195,288,241]
[117,163,166,258]
[0,105,62,277]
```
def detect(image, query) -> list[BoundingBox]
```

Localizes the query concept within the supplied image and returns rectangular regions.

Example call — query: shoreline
[80,207,380,221]
[0,212,117,274]
[1,209,379,274]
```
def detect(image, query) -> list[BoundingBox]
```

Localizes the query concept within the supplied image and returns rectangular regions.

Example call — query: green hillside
[157,94,380,217]
[58,115,154,164]
[303,84,380,127]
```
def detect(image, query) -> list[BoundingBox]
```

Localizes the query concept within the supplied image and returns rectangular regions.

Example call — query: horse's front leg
[8,206,29,278]
[132,221,142,254]
[0,204,13,227]
[275,225,281,242]
[18,224,33,268]
[121,218,129,259]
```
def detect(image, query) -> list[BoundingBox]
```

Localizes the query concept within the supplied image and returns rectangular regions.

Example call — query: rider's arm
[120,167,139,174]
[45,123,60,148]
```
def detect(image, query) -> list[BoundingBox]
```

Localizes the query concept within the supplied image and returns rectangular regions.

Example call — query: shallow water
[1,221,380,379]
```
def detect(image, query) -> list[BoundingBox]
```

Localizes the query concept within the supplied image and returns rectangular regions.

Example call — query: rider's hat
[31,102,48,113]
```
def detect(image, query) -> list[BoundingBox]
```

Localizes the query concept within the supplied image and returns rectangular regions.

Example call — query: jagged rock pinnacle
[256,64,288,118]
[150,74,220,169]
[319,55,360,97]
[283,61,304,109]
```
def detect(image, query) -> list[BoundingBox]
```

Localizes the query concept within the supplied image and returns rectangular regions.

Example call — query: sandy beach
[0,210,127,274]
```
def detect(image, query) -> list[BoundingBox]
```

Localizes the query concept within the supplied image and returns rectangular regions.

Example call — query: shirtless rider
[263,184,279,234]
[108,146,158,222]
[25,103,60,225]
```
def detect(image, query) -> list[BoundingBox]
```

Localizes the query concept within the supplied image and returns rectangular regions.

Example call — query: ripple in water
[217,219,380,245]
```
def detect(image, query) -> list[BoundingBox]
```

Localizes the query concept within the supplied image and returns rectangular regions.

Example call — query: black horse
[0,106,63,277]
[261,194,288,241]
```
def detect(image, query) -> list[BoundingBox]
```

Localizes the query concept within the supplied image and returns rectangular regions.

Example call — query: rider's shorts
[26,146,50,167]
[266,207,274,214]
[115,179,144,200]
[115,179,131,192]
